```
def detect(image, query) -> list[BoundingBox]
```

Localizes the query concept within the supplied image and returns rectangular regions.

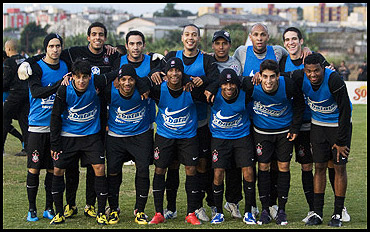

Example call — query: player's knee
[258,162,270,171]
[53,167,65,176]
[185,165,196,176]
[28,168,40,175]
[92,164,105,176]
[301,163,313,171]
[155,167,166,175]
[242,166,254,182]
[277,161,290,172]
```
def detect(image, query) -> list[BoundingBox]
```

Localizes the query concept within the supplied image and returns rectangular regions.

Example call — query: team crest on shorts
[256,143,263,156]
[32,150,40,163]
[103,54,110,65]
[212,150,219,162]
[298,145,305,157]
[154,147,160,160]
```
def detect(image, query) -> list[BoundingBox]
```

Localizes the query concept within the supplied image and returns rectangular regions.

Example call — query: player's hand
[191,76,203,87]
[152,53,164,61]
[251,72,261,85]
[204,90,215,103]
[50,150,62,160]
[113,77,119,89]
[61,72,73,86]
[325,65,336,71]
[141,91,150,100]
[287,133,298,141]
[18,62,32,80]
[104,45,117,55]
[151,71,166,85]
[183,81,194,92]
[332,144,350,162]
[301,47,312,63]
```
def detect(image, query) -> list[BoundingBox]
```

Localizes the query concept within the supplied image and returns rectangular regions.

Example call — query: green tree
[20,22,48,54]
[153,3,195,17]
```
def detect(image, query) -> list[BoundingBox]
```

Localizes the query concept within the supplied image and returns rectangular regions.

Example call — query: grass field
[3,104,367,229]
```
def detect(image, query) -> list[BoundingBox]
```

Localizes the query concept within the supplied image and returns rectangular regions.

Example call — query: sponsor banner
[345,81,367,104]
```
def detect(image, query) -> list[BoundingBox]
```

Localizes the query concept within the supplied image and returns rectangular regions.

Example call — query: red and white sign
[345,81,367,104]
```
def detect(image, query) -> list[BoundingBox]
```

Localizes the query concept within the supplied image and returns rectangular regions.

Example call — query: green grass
[3,104,367,229]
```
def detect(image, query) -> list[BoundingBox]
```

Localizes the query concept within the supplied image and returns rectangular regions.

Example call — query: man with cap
[146,57,208,225]
[102,64,152,225]
[204,68,256,224]
[23,33,68,222]
[3,39,28,156]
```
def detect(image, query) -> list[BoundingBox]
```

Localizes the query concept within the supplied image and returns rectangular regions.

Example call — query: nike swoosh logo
[213,190,223,194]
[70,101,94,113]
[139,195,148,198]
[100,156,105,159]
[164,106,189,116]
[191,191,199,194]
[202,149,208,153]
[27,185,37,188]
[216,110,239,120]
[52,192,59,195]
[100,192,108,196]
[192,157,198,160]
[117,105,140,114]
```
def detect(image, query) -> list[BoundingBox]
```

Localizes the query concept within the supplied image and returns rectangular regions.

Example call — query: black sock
[185,174,200,214]
[65,165,79,206]
[153,173,166,214]
[27,171,39,211]
[257,170,270,211]
[334,196,345,216]
[135,173,150,213]
[52,175,65,215]
[277,171,290,211]
[302,170,314,211]
[225,167,243,204]
[196,171,208,208]
[107,173,122,211]
[95,176,108,214]
[9,126,23,142]
[269,168,278,206]
[213,182,224,214]
[205,168,215,207]
[86,165,96,206]
[44,172,54,210]
[313,193,325,218]
[251,165,257,207]
[328,167,336,194]
[165,168,179,212]
[243,179,254,213]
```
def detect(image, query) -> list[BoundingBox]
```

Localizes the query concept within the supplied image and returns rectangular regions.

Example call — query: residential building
[252,4,298,22]
[303,3,348,23]
[198,3,244,17]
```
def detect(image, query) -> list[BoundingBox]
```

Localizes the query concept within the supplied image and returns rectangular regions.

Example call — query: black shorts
[106,130,153,175]
[27,132,54,170]
[310,124,352,165]
[53,133,105,169]
[294,130,313,164]
[197,124,211,159]
[153,133,199,169]
[253,131,293,164]
[211,135,254,169]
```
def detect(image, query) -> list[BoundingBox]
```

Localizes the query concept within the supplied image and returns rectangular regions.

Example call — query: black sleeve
[191,85,207,103]
[279,55,288,77]
[93,69,119,92]
[3,58,15,91]
[290,69,305,89]
[50,85,67,152]
[28,64,63,98]
[202,54,219,86]
[240,76,255,103]
[328,72,352,146]
[149,51,177,76]
[24,54,44,65]
[285,77,305,134]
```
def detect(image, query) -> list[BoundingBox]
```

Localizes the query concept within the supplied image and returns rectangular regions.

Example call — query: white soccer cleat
[251,206,260,219]
[18,62,32,80]
[163,208,177,219]
[302,210,315,223]
[224,202,242,219]
[341,207,350,222]
[195,207,210,221]
[269,205,278,220]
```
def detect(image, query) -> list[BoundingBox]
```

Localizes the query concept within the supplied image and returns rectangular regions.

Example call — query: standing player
[49,59,118,225]
[147,57,207,225]
[24,33,68,222]
[290,53,352,227]
[103,64,151,225]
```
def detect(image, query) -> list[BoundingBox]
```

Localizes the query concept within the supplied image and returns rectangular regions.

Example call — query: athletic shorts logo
[154,147,160,160]
[256,143,263,156]
[32,150,39,163]
[298,145,305,157]
[103,54,110,65]
[212,150,219,162]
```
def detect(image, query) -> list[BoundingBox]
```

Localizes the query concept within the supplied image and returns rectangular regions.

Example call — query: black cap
[165,57,184,74]
[219,68,240,86]
[43,33,63,52]
[118,64,139,81]
[212,30,231,43]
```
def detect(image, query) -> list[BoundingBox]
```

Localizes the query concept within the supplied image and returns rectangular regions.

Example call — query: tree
[297,7,303,20]
[153,3,195,17]
[20,22,48,54]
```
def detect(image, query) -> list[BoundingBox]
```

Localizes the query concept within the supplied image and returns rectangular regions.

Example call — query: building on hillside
[3,8,32,29]
[198,3,244,17]
[47,16,91,38]
[252,4,299,22]
[116,17,192,42]
[303,3,348,23]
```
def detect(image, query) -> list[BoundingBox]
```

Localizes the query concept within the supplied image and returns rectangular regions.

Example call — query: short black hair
[87,22,107,38]
[283,27,303,41]
[182,24,200,36]
[304,53,324,67]
[71,59,91,76]
[260,59,280,75]
[126,30,145,45]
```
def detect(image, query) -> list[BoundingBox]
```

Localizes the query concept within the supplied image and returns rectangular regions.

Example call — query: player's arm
[28,64,63,98]
[149,51,176,85]
[50,85,67,154]
[285,77,305,137]
[3,59,15,90]
[93,68,120,92]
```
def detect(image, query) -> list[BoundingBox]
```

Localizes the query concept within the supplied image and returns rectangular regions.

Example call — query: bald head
[250,23,269,35]
[4,40,18,56]
[248,23,270,54]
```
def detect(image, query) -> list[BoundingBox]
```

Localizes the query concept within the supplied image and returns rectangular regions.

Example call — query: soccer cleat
[276,209,288,225]
[210,206,217,218]
[210,213,224,224]
[64,204,77,218]
[84,205,97,218]
[243,212,257,225]
[135,212,148,225]
[108,211,120,225]
[50,213,65,224]
[251,206,259,219]
[257,209,272,225]
[163,208,177,219]
[269,205,278,220]
[96,213,109,225]
[328,214,342,227]
[149,212,166,224]
[195,207,210,221]
[302,211,315,223]
[224,202,242,219]
[342,207,350,222]
[185,212,202,225]
[305,213,323,226]
[43,208,55,220]
[27,210,39,222]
